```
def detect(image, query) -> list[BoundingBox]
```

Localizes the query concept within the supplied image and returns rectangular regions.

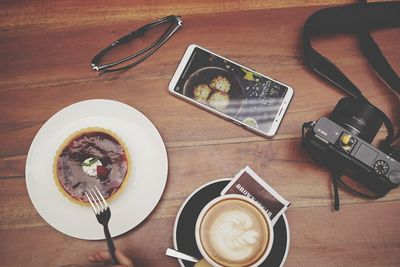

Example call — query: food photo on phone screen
[169,44,293,137]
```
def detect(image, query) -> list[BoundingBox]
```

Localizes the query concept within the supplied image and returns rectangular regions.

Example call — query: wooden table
[1,1,399,266]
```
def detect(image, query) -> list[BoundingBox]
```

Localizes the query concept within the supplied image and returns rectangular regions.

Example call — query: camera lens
[329,97,383,143]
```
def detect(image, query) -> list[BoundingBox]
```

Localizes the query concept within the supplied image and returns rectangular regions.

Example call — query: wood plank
[0,1,355,30]
[0,3,399,267]
[0,155,25,178]
[286,201,400,267]
[2,139,400,230]
[0,7,398,159]
[0,201,398,267]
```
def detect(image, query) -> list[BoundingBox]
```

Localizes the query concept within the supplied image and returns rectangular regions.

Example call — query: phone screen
[171,46,290,135]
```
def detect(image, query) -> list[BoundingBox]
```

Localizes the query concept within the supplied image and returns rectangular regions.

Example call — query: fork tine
[95,186,108,209]
[88,189,102,213]
[91,188,105,211]
[85,191,99,214]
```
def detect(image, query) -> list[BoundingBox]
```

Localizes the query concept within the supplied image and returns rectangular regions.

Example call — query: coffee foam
[199,199,269,266]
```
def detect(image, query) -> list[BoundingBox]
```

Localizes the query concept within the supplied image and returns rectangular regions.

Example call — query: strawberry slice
[96,165,110,180]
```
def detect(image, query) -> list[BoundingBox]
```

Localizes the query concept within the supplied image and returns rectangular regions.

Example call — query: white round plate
[26,99,168,240]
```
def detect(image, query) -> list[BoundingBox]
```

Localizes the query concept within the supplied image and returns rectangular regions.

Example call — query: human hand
[88,249,134,267]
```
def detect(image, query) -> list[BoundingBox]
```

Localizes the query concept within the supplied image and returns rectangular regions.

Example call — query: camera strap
[303,1,400,210]
[303,1,400,146]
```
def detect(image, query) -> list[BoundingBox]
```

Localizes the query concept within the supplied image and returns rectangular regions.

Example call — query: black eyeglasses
[91,15,182,74]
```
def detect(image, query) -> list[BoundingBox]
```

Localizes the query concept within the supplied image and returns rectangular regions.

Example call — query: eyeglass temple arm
[91,15,182,71]
[97,21,182,74]
[118,15,178,44]
[93,22,176,72]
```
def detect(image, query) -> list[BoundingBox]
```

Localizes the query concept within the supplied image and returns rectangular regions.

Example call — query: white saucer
[26,99,168,240]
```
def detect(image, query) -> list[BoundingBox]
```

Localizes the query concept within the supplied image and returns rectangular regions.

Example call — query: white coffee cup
[195,194,274,267]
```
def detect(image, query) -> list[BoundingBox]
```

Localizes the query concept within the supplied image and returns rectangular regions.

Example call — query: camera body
[303,116,400,196]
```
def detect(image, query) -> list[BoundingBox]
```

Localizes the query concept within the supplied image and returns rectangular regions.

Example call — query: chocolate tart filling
[53,128,130,204]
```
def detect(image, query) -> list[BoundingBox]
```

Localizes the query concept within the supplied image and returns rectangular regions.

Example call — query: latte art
[211,210,259,261]
[199,199,270,267]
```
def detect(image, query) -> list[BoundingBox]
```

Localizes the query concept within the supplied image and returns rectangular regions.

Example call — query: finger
[87,249,110,263]
[95,249,111,261]
[88,251,100,263]
[115,249,134,267]
[87,255,96,263]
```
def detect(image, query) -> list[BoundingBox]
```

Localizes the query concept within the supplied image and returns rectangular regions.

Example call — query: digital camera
[301,2,400,208]
[302,97,400,197]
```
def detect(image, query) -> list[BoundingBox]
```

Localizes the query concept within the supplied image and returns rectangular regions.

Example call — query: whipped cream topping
[209,210,259,261]
[82,157,102,177]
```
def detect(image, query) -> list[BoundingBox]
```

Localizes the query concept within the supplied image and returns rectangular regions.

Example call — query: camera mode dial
[373,160,389,176]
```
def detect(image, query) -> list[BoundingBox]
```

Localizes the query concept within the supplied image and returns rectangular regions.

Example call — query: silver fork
[85,186,119,265]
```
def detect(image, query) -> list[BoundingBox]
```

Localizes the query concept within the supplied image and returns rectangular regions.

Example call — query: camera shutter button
[389,170,400,184]
[340,133,355,151]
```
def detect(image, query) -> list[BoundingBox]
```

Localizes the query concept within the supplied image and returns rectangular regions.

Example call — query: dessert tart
[53,127,130,204]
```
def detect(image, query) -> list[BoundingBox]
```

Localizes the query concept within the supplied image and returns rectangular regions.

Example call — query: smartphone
[168,44,293,137]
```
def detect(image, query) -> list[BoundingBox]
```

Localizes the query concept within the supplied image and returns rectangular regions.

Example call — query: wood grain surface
[0,1,399,267]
